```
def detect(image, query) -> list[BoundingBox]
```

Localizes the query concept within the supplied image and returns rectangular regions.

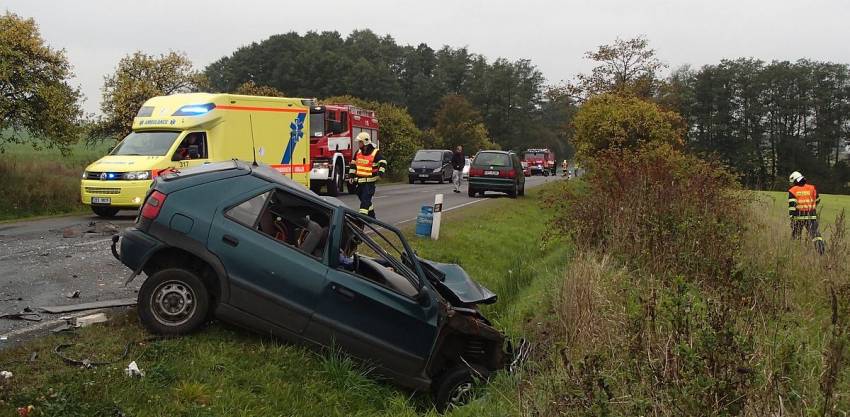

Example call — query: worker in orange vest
[788,171,824,255]
[348,132,386,218]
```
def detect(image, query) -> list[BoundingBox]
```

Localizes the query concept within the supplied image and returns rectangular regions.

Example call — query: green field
[0,141,112,221]
[758,190,850,228]
[0,186,568,417]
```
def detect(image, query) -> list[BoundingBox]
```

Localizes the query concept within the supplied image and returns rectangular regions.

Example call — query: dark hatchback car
[113,161,512,411]
[408,149,453,184]
[467,151,525,198]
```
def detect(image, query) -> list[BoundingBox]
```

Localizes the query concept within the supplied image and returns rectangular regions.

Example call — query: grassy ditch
[0,185,570,417]
[0,142,111,221]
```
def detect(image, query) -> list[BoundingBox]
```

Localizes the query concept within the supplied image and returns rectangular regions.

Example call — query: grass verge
[0,142,111,221]
[0,184,570,417]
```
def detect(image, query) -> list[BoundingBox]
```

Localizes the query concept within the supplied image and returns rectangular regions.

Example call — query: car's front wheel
[138,268,210,335]
[433,364,490,413]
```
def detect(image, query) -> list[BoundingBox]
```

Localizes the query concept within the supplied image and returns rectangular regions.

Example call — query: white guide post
[431,193,443,240]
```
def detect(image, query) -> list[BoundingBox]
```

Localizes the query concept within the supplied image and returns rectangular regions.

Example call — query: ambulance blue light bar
[173,103,216,116]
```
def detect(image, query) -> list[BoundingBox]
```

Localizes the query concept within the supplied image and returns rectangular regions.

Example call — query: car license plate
[419,174,429,178]
[485,170,499,176]
[92,197,111,204]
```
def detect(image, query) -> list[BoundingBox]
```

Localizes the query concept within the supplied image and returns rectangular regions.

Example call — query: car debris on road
[0,312,42,322]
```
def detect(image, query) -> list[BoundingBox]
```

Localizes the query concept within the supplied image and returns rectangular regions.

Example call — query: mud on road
[0,213,141,342]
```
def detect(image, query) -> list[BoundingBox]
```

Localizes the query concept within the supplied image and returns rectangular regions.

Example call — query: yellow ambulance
[81,93,312,217]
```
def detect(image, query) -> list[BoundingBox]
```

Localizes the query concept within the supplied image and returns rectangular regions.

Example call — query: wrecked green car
[113,161,513,411]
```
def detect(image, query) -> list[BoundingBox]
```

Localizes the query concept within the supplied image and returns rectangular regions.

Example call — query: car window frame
[223,185,336,264]
[330,209,426,300]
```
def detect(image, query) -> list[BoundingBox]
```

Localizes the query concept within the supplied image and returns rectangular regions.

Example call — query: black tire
[508,182,518,198]
[91,206,120,218]
[518,182,525,196]
[138,268,210,336]
[433,364,490,413]
[327,164,343,197]
[409,178,415,184]
[468,188,477,197]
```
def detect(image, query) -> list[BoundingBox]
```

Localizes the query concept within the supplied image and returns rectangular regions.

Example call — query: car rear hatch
[469,153,516,183]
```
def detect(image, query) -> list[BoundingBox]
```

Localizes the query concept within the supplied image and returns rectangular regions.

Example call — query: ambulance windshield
[111,131,180,156]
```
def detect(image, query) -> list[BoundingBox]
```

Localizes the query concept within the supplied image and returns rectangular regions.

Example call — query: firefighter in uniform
[348,132,386,218]
[788,171,825,255]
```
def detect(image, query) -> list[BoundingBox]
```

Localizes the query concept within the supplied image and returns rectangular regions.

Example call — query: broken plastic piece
[74,313,108,328]
[125,361,144,378]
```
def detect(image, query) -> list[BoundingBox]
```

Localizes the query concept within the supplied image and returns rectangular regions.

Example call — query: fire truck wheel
[327,165,343,197]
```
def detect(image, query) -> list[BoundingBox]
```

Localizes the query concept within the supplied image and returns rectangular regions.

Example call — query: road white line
[395,198,486,225]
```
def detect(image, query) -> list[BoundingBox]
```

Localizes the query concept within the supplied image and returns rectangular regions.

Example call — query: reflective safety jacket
[788,183,820,220]
[349,146,387,183]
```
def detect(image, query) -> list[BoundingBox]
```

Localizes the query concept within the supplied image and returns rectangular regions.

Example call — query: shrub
[571,93,685,162]
[547,143,744,282]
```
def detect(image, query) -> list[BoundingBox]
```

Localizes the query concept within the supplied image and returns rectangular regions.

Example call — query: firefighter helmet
[789,171,804,184]
[356,132,372,146]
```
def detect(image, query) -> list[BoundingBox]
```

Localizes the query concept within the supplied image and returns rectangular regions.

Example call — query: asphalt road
[0,174,560,341]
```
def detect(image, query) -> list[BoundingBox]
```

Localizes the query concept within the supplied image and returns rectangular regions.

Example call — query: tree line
[3,10,849,192]
[664,59,850,192]
[204,30,575,156]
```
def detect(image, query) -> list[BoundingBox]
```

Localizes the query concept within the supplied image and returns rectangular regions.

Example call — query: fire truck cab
[523,148,556,176]
[309,104,379,196]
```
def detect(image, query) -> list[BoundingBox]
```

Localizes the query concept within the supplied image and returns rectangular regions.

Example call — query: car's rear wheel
[91,206,120,218]
[138,268,210,336]
[508,182,518,198]
[468,187,477,197]
[433,364,490,413]
[518,182,525,196]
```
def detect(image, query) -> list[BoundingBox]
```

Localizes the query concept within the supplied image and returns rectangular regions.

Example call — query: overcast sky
[5,0,850,114]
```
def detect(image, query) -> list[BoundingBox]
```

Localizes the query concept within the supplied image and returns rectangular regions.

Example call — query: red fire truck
[308,104,379,196]
[523,148,556,176]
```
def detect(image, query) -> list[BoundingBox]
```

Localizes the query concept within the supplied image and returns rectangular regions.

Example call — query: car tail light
[503,169,516,178]
[141,191,167,220]
[469,167,484,177]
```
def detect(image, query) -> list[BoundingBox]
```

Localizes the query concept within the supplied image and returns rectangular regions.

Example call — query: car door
[444,151,453,178]
[207,187,331,335]
[305,212,439,378]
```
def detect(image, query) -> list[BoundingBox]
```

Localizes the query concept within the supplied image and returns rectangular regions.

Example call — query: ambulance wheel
[91,206,120,218]
[327,166,343,197]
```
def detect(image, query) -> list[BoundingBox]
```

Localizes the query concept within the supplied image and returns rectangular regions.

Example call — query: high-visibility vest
[354,148,378,178]
[789,184,817,212]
